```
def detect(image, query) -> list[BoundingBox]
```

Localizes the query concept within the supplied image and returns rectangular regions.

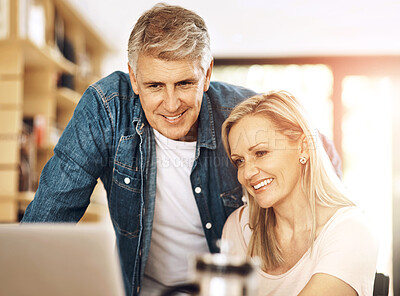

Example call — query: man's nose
[163,87,180,112]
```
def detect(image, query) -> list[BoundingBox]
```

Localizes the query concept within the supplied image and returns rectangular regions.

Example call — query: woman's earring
[299,157,307,164]
[241,195,247,204]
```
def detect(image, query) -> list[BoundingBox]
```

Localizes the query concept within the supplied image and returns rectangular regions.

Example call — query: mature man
[22,3,339,296]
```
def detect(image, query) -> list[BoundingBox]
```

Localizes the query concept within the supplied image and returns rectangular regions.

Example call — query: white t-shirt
[222,206,378,296]
[141,129,209,296]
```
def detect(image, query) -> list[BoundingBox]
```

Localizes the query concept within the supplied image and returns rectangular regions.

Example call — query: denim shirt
[22,71,257,296]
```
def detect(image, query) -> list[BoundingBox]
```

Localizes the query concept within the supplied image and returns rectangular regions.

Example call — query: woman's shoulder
[222,205,250,254]
[319,206,378,246]
[224,205,247,229]
[325,206,373,230]
[314,207,378,295]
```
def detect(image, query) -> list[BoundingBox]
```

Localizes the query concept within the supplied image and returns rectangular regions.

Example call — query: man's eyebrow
[142,77,199,85]
[143,81,164,85]
[176,77,199,83]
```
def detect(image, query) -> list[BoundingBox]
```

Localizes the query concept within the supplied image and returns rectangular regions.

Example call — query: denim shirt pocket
[112,167,141,193]
[220,186,243,209]
[109,164,142,238]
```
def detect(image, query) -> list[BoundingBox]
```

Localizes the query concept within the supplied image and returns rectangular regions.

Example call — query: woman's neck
[273,193,313,235]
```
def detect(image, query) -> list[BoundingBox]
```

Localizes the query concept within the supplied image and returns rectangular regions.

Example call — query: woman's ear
[299,134,310,160]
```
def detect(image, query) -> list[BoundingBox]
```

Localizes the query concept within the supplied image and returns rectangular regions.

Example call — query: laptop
[0,223,125,296]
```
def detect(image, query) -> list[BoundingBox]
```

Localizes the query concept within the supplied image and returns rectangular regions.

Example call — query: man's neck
[178,121,199,142]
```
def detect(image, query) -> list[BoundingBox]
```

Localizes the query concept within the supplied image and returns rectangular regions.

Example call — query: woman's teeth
[253,178,273,190]
[164,113,183,120]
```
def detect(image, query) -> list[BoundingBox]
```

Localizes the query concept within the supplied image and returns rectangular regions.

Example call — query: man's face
[129,55,213,141]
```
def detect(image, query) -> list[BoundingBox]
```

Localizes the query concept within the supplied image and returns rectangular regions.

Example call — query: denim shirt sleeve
[22,86,113,222]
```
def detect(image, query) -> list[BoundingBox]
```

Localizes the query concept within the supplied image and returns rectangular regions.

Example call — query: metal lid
[194,253,255,276]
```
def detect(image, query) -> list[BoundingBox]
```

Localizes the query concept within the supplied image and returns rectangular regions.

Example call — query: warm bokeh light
[342,76,393,278]
[212,64,393,287]
[212,64,333,138]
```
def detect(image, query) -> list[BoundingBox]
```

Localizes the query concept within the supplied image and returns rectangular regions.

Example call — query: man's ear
[203,59,214,92]
[128,63,139,95]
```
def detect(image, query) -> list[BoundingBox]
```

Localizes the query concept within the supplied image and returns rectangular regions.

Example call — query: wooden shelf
[17,191,36,212]
[22,39,76,73]
[0,39,76,74]
[0,0,109,223]
[53,0,111,55]
[79,202,107,223]
[37,142,56,152]
[56,87,80,110]
[18,191,106,223]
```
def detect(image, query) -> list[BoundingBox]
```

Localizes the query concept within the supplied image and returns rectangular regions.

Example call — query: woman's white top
[222,206,378,296]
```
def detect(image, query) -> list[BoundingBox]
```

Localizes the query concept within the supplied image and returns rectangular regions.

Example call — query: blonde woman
[221,91,378,295]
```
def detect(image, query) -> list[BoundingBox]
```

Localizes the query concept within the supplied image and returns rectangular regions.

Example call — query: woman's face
[228,114,305,209]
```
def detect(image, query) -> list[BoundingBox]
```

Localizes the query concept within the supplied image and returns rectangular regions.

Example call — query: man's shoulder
[94,71,130,85]
[90,71,134,99]
[207,81,257,107]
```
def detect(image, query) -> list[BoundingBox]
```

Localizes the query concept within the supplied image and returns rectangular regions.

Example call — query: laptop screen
[0,223,125,296]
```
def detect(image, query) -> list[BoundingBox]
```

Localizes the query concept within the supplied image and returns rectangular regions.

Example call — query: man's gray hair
[128,3,213,75]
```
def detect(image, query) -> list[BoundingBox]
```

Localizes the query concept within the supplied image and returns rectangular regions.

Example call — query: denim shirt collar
[197,92,217,150]
[132,92,216,150]
[131,94,147,135]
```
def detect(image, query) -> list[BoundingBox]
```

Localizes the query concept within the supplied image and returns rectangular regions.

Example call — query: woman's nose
[243,160,259,180]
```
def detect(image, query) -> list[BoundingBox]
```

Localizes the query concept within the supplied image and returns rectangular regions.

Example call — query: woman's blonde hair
[128,3,212,75]
[221,90,354,271]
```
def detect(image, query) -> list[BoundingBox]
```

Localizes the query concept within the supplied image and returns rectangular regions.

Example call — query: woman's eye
[255,151,268,157]
[233,158,244,167]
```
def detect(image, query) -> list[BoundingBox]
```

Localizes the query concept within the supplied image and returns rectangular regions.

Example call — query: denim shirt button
[124,177,131,185]
[205,222,212,229]
[194,187,202,194]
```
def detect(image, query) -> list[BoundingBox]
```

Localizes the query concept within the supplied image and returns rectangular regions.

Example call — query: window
[213,57,399,293]
[212,64,333,138]
[342,76,393,275]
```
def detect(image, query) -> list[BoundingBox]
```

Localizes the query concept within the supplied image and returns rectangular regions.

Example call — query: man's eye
[177,81,193,87]
[146,83,162,90]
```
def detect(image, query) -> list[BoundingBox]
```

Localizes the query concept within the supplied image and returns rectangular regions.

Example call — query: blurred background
[0,0,399,295]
